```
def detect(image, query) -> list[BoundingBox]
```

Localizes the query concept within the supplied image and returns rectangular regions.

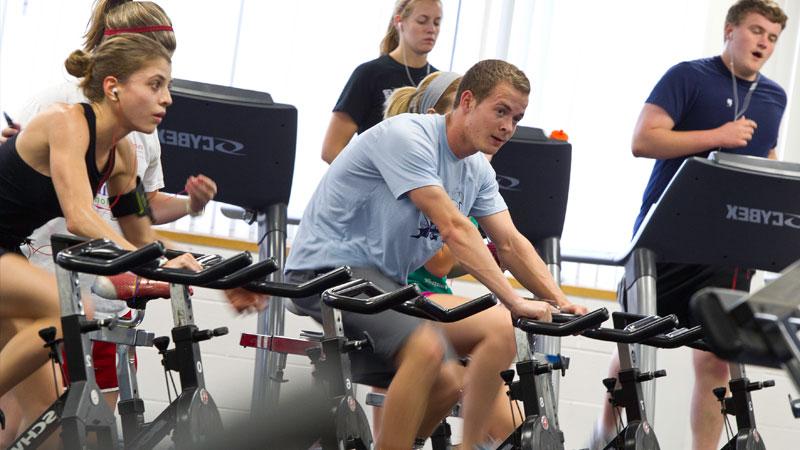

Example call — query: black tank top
[0,103,115,250]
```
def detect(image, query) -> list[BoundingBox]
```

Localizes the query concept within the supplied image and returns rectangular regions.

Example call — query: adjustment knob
[79,319,102,333]
[343,332,374,353]
[306,346,323,363]
[99,317,118,330]
[193,327,228,342]
[38,327,57,344]
[747,379,776,391]
[534,362,554,375]
[551,355,570,376]
[212,327,229,337]
[500,370,516,385]
[602,377,617,393]
[153,336,170,354]
[713,387,727,402]
[637,369,667,382]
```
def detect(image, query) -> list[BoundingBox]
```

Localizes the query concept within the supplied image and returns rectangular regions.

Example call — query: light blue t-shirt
[286,113,507,284]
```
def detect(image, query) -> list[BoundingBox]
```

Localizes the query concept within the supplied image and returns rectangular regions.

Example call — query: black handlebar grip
[204,258,280,289]
[245,267,353,297]
[641,325,705,349]
[415,293,498,322]
[134,252,252,285]
[56,240,165,276]
[515,308,610,336]
[582,314,678,343]
[322,281,420,314]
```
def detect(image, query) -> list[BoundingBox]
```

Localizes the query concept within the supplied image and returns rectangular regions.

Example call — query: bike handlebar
[203,258,280,289]
[581,313,678,343]
[132,252,253,285]
[641,325,705,349]
[55,239,165,276]
[514,308,610,336]
[51,233,254,286]
[413,294,497,322]
[323,280,498,322]
[246,267,353,297]
[321,279,420,313]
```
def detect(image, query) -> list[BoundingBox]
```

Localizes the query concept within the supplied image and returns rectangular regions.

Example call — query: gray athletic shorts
[285,266,455,388]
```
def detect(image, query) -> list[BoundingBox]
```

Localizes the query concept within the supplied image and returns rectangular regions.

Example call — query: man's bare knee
[480,309,516,361]
[397,325,446,368]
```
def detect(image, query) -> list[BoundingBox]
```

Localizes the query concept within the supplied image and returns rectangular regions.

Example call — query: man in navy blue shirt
[591,2,788,449]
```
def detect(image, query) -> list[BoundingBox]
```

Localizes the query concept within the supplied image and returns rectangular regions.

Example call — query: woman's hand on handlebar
[162,252,204,271]
[510,298,553,322]
[225,287,268,314]
[162,253,268,313]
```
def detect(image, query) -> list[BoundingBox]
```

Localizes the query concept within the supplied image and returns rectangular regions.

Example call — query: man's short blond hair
[454,59,530,108]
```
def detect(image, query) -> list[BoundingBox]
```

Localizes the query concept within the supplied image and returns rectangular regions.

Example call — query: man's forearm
[497,233,568,306]
[149,191,192,225]
[443,220,522,309]
[632,128,720,160]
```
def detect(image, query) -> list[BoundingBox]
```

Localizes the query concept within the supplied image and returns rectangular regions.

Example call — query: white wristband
[186,201,204,217]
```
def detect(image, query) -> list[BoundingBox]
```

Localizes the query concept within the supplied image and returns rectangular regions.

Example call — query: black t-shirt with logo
[333,54,438,134]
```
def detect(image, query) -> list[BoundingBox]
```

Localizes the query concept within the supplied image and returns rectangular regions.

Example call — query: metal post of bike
[533,236,564,428]
[251,203,288,414]
[623,248,658,424]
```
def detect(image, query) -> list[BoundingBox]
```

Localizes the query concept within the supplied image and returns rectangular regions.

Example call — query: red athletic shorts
[61,312,138,391]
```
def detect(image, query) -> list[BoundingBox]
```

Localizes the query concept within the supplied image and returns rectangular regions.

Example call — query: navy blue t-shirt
[334,54,438,134]
[633,56,786,233]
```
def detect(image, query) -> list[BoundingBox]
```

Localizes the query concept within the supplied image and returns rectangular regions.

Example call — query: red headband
[103,25,173,36]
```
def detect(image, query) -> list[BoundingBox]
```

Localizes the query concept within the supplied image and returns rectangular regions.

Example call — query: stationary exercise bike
[103,249,280,450]
[506,311,683,450]
[8,235,165,450]
[14,234,276,450]
[241,276,498,449]
[493,308,610,450]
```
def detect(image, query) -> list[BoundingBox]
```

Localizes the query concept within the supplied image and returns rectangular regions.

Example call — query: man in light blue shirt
[287,59,586,448]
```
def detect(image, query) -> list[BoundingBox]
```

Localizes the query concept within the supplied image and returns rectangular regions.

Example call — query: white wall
[2,0,798,256]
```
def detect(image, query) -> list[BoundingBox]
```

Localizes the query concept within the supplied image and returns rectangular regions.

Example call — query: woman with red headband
[0,31,265,437]
[0,1,250,442]
[2,0,216,226]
